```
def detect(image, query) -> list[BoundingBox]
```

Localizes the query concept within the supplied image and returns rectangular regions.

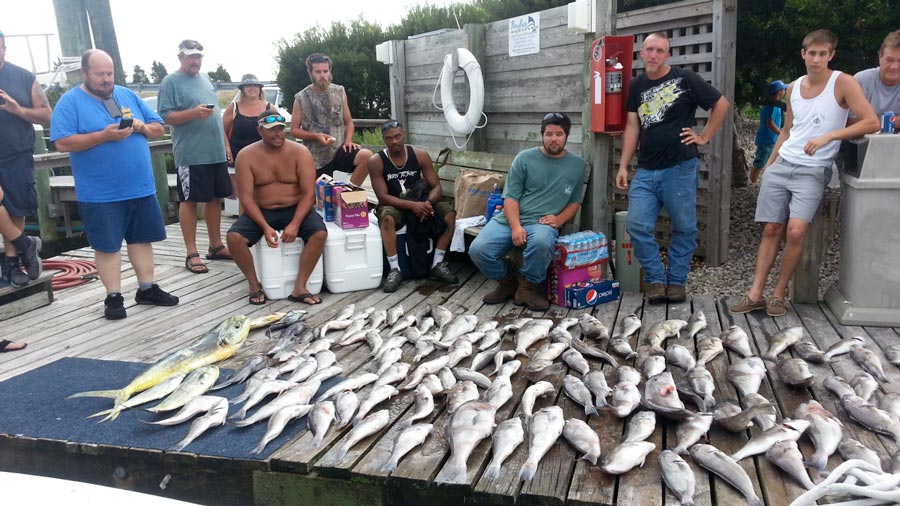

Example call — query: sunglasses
[543,112,567,121]
[180,41,203,51]
[381,120,402,132]
[308,55,330,63]
[258,115,286,125]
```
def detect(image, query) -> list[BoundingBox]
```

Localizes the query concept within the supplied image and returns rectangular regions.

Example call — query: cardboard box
[547,260,608,305]
[315,175,335,222]
[565,279,620,309]
[333,184,369,229]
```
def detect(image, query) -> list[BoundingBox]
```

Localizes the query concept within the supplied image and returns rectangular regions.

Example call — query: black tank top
[228,102,270,157]
[377,146,422,198]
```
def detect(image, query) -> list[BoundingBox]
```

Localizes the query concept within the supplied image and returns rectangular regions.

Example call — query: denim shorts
[0,153,38,217]
[756,157,831,224]
[78,195,167,253]
[227,205,326,246]
[753,144,774,169]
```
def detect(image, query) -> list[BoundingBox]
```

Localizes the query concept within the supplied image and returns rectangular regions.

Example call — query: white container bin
[324,214,383,293]
[251,232,323,300]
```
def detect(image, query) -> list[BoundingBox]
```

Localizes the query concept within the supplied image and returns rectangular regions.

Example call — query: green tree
[207,64,232,83]
[131,65,149,84]
[150,60,168,84]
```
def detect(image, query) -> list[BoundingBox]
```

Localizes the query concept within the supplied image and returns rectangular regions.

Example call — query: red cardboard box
[333,184,369,229]
[547,259,608,305]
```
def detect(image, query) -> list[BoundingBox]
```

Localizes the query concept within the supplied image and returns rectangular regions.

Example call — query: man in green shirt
[469,113,586,310]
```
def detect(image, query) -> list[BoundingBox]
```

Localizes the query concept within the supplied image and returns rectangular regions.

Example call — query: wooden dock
[1,217,898,506]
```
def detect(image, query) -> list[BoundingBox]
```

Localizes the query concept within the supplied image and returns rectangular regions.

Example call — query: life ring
[440,48,485,136]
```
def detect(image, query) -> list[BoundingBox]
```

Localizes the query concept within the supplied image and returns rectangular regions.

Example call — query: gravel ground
[684,116,841,300]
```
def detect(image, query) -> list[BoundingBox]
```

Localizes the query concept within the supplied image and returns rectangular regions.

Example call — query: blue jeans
[469,219,558,283]
[626,158,699,286]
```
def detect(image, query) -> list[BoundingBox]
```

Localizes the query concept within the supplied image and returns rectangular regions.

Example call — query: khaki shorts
[378,201,455,230]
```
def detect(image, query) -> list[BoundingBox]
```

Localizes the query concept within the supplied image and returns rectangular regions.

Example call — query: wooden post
[32,129,58,243]
[387,41,407,129]
[150,144,171,223]
[52,0,91,85]
[707,0,737,267]
[84,0,127,85]
[464,23,487,152]
[582,0,617,237]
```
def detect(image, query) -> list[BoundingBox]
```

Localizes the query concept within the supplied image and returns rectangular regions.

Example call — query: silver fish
[673,412,713,454]
[659,450,696,506]
[601,441,655,475]
[381,423,432,473]
[368,309,388,330]
[776,357,813,387]
[720,325,754,358]
[608,338,638,360]
[617,366,642,386]
[335,304,355,322]
[686,366,716,412]
[841,393,900,441]
[643,372,693,419]
[212,355,267,391]
[231,379,298,419]
[339,319,367,343]
[318,373,379,401]
[447,339,474,368]
[641,355,667,379]
[232,381,320,427]
[714,401,774,433]
[284,357,318,384]
[319,319,353,340]
[563,418,601,465]
[824,335,865,360]
[607,382,641,417]
[437,367,457,391]
[146,395,226,426]
[402,384,434,428]
[878,391,900,420]
[399,355,450,390]
[334,389,360,429]
[523,360,566,383]
[578,314,610,340]
[416,317,435,335]
[499,358,521,378]
[850,342,891,383]
[514,319,554,356]
[666,344,696,370]
[364,330,384,354]
[387,315,416,337]
[837,438,883,471]
[372,335,406,360]
[885,344,900,367]
[338,329,369,347]
[441,400,496,484]
[686,310,707,340]
[250,403,314,455]
[350,306,375,321]
[823,375,855,399]
[148,365,219,413]
[230,367,280,405]
[766,440,815,490]
[483,417,524,479]
[794,400,842,471]
[485,374,513,410]
[413,338,436,363]
[452,367,492,390]
[376,347,404,376]
[762,326,803,361]
[615,313,642,340]
[744,393,777,431]
[690,444,764,506]
[696,335,724,366]
[727,357,767,397]
[403,327,423,343]
[584,371,612,408]
[169,396,229,452]
[308,400,336,449]
[337,409,391,460]
[646,319,688,347]
[623,410,656,442]
[447,381,480,414]
[557,317,579,331]
[563,375,598,416]
[420,374,444,396]
[354,385,398,424]
[521,381,555,419]
[851,371,879,401]
[569,338,620,368]
[492,350,518,375]
[562,348,590,376]
[302,339,334,358]
[471,348,499,372]
[793,340,828,364]
[501,317,533,335]
[431,305,454,329]
[520,406,565,480]
[441,315,479,344]
[476,320,500,333]
[531,342,569,362]
[375,363,411,388]
[478,330,502,351]
[730,419,810,461]
[307,364,344,384]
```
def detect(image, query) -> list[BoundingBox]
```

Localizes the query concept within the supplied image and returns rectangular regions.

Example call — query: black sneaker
[6,258,30,288]
[383,268,403,293]
[104,293,127,320]
[135,284,180,306]
[20,237,42,280]
[429,262,458,284]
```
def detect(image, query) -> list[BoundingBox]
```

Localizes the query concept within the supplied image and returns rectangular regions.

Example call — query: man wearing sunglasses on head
[469,113,587,311]
[290,53,372,186]
[226,110,327,306]
[158,39,233,275]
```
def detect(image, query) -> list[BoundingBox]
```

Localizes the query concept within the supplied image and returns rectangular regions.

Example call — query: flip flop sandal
[248,289,267,305]
[185,253,209,274]
[206,245,233,261]
[288,293,321,305]
[0,340,27,353]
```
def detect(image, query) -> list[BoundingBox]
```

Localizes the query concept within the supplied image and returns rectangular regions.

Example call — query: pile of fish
[65,302,900,505]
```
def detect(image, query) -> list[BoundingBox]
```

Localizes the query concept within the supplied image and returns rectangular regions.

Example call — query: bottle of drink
[486,184,504,222]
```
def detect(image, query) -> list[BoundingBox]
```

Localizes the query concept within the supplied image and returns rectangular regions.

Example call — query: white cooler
[251,232,323,300]
[324,215,383,293]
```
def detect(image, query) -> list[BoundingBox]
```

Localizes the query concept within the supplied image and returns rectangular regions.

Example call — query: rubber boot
[513,278,550,311]
[483,273,518,304]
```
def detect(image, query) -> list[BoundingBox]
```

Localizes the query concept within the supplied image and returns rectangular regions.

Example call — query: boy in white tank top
[730,29,879,317]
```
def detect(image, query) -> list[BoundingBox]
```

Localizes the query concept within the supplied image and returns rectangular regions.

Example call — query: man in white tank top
[730,29,879,317]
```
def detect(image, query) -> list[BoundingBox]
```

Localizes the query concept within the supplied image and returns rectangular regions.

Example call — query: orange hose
[43,259,98,290]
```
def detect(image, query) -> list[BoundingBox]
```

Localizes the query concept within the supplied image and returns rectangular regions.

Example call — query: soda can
[883,111,896,134]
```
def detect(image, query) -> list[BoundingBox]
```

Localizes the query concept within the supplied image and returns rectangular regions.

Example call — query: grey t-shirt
[157,71,226,166]
[851,67,900,119]
[494,147,586,226]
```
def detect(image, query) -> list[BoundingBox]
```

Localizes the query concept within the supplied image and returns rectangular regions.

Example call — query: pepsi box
[565,280,620,309]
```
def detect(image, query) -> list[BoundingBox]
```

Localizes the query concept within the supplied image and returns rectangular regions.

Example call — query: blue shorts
[753,144,774,169]
[227,205,326,247]
[0,153,38,217]
[78,195,167,253]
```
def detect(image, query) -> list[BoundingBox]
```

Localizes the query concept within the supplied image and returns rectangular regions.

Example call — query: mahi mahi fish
[68,316,252,419]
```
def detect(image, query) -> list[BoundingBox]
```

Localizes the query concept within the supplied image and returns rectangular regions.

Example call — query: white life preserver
[439,48,485,137]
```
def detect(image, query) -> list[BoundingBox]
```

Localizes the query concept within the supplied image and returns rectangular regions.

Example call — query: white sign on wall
[508,12,540,57]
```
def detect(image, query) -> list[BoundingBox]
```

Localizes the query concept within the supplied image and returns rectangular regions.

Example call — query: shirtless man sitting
[226,110,327,305]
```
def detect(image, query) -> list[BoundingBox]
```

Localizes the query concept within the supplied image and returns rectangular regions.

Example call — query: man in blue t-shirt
[469,112,586,311]
[51,50,178,320]
[751,80,789,184]
[615,32,730,304]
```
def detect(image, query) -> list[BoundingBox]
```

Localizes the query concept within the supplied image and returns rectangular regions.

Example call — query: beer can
[883,111,896,133]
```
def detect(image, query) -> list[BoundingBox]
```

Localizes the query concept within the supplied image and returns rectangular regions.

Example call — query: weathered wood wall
[384,0,736,265]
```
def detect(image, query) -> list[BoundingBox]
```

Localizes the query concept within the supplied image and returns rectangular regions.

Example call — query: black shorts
[0,153,38,217]
[176,162,233,202]
[316,147,360,179]
[228,205,326,247]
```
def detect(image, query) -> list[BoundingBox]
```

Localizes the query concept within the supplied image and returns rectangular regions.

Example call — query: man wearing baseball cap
[751,79,789,184]
[158,39,233,274]
[226,110,327,305]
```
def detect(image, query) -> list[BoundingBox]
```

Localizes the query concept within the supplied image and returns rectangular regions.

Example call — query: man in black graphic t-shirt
[615,32,730,304]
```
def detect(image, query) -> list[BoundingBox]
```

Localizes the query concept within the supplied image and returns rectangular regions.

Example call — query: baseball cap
[258,111,286,129]
[767,79,788,95]
[178,40,204,57]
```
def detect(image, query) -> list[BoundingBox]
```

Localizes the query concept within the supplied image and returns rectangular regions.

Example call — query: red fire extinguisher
[605,52,624,126]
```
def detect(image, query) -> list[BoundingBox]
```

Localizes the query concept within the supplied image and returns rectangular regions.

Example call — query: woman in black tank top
[223,74,272,164]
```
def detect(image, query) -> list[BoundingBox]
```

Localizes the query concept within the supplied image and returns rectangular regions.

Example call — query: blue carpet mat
[0,357,338,460]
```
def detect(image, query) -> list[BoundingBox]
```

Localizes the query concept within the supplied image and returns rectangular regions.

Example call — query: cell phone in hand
[0,97,6,105]
[205,104,215,109]
[118,118,134,129]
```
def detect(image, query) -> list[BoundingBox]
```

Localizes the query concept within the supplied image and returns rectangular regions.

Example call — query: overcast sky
[3,0,459,81]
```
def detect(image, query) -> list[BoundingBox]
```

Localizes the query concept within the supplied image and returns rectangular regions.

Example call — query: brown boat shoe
[729,295,767,314]
[767,297,787,317]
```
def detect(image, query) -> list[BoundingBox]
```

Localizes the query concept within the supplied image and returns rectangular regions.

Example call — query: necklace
[385,146,408,170]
